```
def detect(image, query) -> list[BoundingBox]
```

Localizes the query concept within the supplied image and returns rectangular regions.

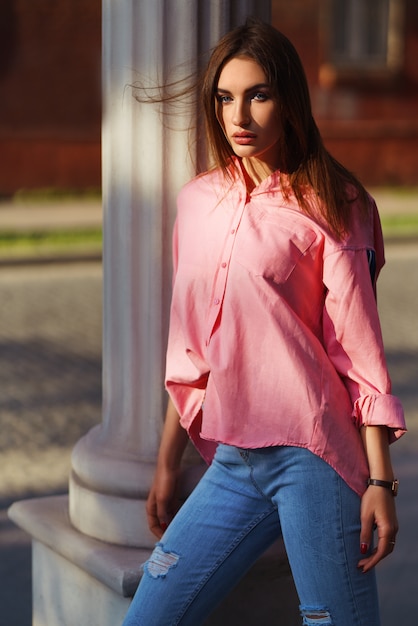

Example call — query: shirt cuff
[353,394,407,443]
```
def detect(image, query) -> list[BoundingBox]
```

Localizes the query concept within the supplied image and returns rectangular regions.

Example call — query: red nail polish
[360,543,368,554]
[160,522,168,531]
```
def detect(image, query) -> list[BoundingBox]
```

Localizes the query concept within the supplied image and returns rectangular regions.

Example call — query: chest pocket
[233,217,318,285]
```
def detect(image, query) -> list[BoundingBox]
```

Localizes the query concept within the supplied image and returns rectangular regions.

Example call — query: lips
[232,132,257,145]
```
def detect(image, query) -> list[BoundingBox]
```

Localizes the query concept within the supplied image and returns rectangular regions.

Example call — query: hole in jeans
[145,543,180,579]
[300,607,333,625]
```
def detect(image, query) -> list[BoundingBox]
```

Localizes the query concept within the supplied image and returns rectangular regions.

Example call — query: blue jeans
[122,445,380,625]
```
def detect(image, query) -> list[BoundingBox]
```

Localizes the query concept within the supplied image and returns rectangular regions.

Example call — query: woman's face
[216,56,281,173]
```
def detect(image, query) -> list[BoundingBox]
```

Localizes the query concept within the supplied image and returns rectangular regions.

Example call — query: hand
[357,485,398,573]
[146,464,181,539]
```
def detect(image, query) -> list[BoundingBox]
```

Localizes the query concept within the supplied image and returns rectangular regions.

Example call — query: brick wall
[0,0,101,196]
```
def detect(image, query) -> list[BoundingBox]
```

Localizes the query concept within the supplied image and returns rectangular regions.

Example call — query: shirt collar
[232,157,283,197]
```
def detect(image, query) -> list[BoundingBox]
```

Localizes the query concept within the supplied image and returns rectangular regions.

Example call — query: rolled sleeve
[353,393,406,442]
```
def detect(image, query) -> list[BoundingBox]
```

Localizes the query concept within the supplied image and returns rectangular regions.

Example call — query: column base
[69,424,159,547]
[9,494,300,626]
[69,469,156,548]
[69,424,207,547]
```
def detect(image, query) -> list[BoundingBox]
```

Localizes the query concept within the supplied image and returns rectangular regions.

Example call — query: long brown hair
[201,18,368,238]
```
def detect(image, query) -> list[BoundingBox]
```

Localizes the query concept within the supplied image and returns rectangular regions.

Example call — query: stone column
[69,0,272,549]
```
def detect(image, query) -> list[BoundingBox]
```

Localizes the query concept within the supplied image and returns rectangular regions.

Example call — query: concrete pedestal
[9,496,146,626]
[9,495,300,626]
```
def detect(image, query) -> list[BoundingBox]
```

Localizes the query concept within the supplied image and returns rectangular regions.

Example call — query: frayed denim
[122,445,379,625]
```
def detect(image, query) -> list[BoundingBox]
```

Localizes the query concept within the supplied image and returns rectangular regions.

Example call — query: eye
[251,91,269,102]
[216,93,232,104]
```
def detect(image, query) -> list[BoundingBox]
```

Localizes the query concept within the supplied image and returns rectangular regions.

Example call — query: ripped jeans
[122,444,380,626]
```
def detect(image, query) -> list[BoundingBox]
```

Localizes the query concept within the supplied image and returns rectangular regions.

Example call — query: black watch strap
[367,478,399,497]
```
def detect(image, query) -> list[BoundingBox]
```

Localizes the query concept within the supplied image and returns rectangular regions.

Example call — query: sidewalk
[0,199,102,232]
[369,188,418,217]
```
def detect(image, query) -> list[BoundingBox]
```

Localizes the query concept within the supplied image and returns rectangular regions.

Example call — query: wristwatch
[367,478,399,497]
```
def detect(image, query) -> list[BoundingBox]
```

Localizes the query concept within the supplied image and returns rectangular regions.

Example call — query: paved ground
[0,261,102,626]
[0,197,417,625]
[0,200,102,233]
[374,243,418,625]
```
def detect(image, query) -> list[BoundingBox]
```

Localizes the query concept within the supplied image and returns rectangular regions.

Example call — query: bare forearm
[147,397,189,537]
[361,425,394,481]
[358,425,398,572]
[157,397,189,470]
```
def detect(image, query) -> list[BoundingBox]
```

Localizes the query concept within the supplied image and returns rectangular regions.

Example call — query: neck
[242,157,276,188]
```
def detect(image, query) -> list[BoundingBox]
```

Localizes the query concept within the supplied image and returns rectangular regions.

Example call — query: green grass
[0,229,102,258]
[381,214,418,237]
[10,188,101,203]
[372,186,418,197]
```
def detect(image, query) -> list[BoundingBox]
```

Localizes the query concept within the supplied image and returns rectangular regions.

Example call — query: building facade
[274,0,418,186]
[0,0,416,192]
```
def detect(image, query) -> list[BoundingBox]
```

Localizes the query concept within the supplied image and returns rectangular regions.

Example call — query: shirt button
[230,229,235,234]
[214,298,220,305]
[221,262,227,268]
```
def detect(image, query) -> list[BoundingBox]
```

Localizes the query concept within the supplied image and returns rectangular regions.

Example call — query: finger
[146,500,164,538]
[146,504,164,538]
[146,489,168,538]
[156,497,175,529]
[358,535,396,572]
[148,518,164,539]
[359,511,374,555]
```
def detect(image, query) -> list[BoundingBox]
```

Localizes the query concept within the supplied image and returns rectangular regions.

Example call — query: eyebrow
[216,83,270,94]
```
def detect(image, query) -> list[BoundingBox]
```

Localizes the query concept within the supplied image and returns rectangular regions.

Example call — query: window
[327,0,404,73]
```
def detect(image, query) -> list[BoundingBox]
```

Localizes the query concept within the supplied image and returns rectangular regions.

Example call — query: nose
[232,98,250,126]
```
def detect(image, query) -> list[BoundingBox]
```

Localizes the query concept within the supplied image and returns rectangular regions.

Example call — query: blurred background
[0,1,417,625]
[0,0,417,197]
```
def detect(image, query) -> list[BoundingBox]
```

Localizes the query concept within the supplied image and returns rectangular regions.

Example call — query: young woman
[122,19,406,626]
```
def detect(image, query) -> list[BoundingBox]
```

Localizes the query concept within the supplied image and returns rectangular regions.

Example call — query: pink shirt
[165,162,406,496]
